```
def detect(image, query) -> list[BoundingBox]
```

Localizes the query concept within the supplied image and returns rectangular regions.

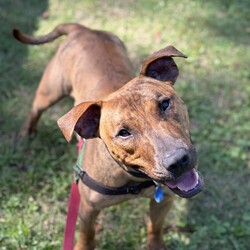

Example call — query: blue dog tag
[154,185,164,203]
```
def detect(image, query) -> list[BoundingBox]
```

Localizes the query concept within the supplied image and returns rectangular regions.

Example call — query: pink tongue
[166,169,199,192]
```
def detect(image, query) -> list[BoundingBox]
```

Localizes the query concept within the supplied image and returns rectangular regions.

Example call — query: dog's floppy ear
[57,101,101,142]
[140,45,187,84]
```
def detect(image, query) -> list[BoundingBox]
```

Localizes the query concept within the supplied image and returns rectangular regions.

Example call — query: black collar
[74,164,155,195]
[74,139,155,195]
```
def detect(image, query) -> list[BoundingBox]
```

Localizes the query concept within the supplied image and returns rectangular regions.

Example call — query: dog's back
[14,23,135,104]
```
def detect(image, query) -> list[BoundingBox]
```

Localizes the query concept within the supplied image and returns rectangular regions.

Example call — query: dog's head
[58,45,203,198]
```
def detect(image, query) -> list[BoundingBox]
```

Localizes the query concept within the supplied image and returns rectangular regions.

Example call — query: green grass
[1,0,250,249]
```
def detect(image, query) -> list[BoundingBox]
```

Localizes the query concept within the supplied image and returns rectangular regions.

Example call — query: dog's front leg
[74,200,100,250]
[146,195,174,250]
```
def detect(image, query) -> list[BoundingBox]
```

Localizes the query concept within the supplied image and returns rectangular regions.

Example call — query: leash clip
[73,164,83,184]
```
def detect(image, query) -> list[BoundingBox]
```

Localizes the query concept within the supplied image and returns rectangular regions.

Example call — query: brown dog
[14,23,203,250]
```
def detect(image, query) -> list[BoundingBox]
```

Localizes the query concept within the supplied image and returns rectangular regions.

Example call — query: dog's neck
[81,138,142,187]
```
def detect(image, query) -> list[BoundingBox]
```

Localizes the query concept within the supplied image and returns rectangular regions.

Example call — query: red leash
[62,180,80,250]
[62,140,84,250]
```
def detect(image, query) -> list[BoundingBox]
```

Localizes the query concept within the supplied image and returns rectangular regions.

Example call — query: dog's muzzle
[162,147,203,198]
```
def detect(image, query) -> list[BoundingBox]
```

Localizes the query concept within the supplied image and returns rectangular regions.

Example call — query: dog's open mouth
[166,168,204,198]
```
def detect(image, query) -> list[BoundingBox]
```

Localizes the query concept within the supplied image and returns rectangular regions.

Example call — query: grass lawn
[0,0,250,249]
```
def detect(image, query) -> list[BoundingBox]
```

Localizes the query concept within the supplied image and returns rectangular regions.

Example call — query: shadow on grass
[0,0,49,136]
[0,0,49,94]
[0,0,50,171]
[0,1,51,175]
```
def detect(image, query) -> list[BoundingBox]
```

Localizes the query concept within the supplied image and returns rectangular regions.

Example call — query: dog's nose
[166,149,192,177]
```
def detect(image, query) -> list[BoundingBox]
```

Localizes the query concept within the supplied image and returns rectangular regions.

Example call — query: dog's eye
[117,129,131,138]
[160,99,171,111]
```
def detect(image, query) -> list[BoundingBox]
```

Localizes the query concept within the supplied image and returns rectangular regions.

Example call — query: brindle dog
[14,23,203,250]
